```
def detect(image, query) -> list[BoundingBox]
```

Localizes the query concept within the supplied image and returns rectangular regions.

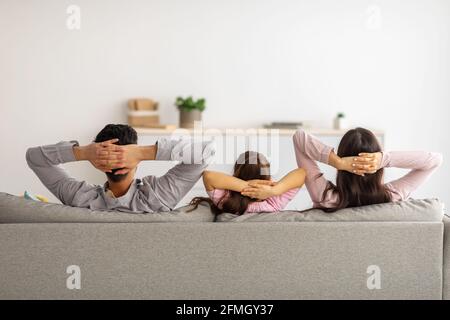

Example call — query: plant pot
[179,109,202,129]
[334,117,349,130]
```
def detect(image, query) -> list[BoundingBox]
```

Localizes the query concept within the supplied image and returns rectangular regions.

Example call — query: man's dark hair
[94,124,138,182]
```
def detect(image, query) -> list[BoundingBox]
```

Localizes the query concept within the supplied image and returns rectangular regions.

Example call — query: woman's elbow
[292,129,306,149]
[432,153,443,168]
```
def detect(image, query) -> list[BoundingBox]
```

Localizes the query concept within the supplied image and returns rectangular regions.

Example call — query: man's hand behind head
[90,124,141,179]
[111,144,142,175]
[73,139,126,172]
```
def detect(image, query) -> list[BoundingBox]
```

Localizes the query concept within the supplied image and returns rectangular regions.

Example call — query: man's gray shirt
[26,138,215,213]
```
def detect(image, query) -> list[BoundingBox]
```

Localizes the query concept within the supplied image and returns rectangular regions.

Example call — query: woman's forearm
[294,129,334,165]
[382,151,443,200]
[381,151,443,170]
[292,129,333,204]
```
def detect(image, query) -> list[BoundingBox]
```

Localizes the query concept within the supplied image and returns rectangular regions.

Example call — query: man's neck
[106,178,135,198]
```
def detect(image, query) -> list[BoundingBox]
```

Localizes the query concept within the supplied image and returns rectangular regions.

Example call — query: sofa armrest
[444,216,450,300]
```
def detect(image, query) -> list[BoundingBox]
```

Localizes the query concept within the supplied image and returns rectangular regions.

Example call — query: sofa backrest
[0,192,214,223]
[0,192,444,223]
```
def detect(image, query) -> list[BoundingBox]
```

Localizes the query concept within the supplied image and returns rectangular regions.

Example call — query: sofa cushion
[0,192,214,223]
[216,198,444,222]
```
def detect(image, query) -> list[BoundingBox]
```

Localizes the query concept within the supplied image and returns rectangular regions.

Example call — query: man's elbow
[201,140,216,164]
[25,147,38,168]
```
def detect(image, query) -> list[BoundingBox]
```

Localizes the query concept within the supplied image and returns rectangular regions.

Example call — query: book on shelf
[263,122,308,130]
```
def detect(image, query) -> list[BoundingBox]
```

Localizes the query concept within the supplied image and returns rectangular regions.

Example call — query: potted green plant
[175,96,206,129]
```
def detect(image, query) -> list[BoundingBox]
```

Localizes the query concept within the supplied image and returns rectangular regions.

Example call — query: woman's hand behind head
[352,152,382,175]
[337,152,382,176]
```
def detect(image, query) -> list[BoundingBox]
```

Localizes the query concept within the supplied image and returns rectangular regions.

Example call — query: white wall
[0,0,449,208]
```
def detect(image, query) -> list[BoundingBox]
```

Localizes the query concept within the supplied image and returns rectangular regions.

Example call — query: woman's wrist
[328,152,343,170]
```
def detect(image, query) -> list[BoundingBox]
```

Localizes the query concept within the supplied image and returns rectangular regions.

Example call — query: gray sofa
[0,192,448,300]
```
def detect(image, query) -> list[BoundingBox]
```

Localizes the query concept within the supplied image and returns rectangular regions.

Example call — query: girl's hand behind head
[241,182,277,200]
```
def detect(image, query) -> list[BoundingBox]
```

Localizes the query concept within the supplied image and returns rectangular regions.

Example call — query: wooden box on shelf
[127,98,160,127]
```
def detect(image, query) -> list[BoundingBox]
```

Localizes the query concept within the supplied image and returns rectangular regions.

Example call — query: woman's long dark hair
[322,127,391,212]
[189,151,271,215]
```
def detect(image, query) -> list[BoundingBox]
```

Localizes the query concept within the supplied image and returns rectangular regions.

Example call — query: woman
[258,127,442,212]
[190,151,306,215]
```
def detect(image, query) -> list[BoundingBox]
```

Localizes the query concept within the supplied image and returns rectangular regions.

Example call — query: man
[26,124,215,213]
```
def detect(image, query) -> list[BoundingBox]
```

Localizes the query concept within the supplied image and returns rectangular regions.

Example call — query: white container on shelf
[334,115,349,130]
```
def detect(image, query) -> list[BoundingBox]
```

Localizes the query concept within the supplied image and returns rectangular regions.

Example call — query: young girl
[286,128,443,212]
[190,151,306,215]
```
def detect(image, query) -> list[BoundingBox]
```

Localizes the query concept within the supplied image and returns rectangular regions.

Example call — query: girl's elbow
[298,167,307,176]
[202,170,212,181]
[202,170,216,188]
[295,168,307,184]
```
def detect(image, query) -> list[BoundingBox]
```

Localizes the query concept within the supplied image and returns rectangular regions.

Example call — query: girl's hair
[321,127,391,212]
[189,151,271,215]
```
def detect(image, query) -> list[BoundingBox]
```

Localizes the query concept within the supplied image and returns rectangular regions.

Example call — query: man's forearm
[26,141,82,204]
[27,141,78,168]
[73,146,86,161]
[138,145,157,161]
[154,138,215,164]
